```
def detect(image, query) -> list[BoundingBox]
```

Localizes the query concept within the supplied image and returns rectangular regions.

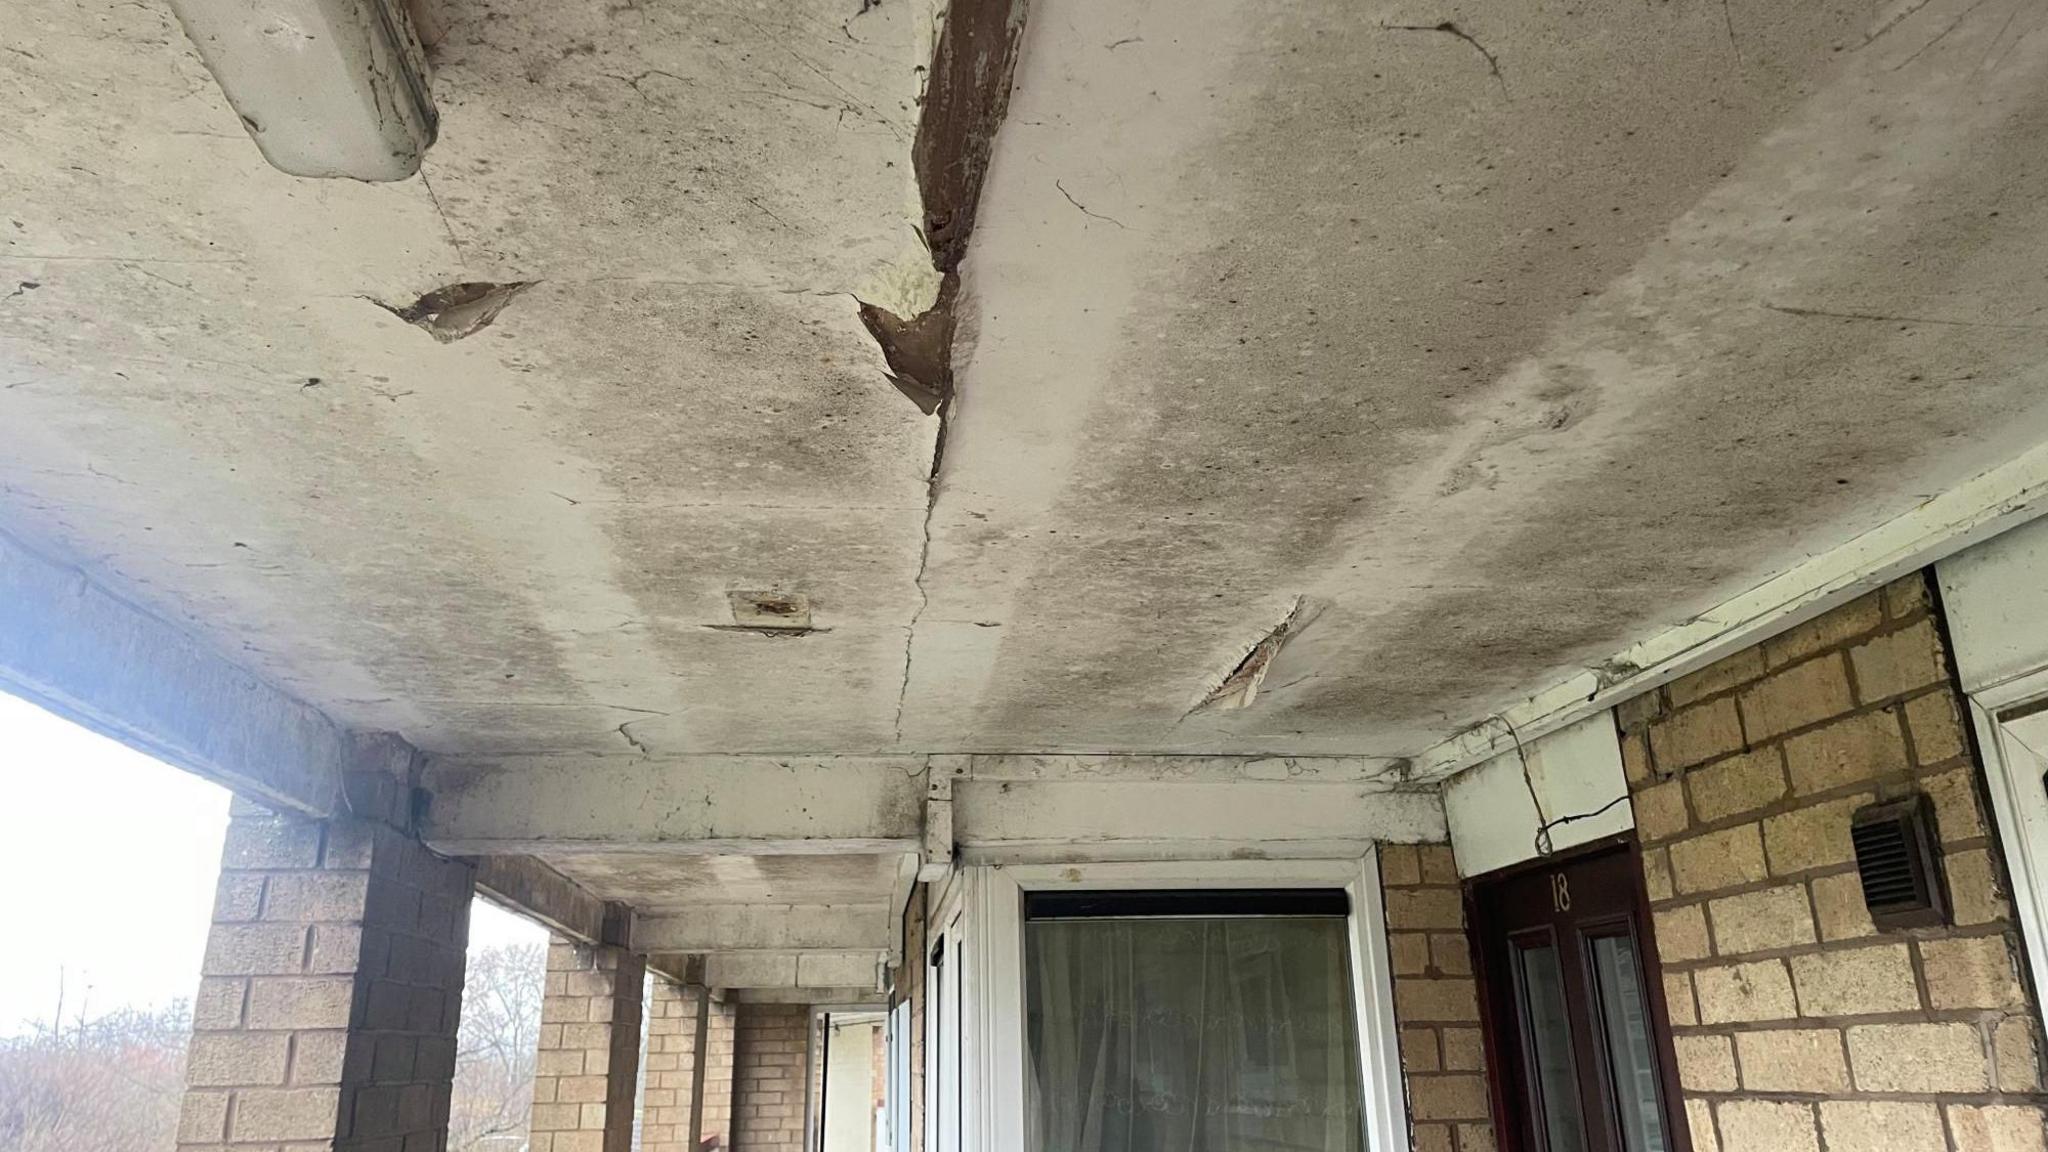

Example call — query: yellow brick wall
[1619,572,2048,1152]
[1382,843,1499,1152]
[730,1002,810,1151]
[642,978,736,1151]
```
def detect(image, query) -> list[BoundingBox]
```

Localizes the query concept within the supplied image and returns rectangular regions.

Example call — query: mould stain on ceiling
[3,0,2048,769]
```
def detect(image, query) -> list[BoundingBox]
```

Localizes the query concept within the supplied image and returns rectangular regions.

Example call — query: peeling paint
[911,0,1030,272]
[858,274,957,415]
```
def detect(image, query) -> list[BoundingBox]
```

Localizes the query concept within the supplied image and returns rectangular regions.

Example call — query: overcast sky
[0,691,540,1037]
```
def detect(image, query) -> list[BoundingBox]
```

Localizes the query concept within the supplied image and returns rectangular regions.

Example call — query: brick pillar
[700,994,736,1148]
[1381,843,1498,1152]
[642,979,738,1151]
[642,978,695,1151]
[177,801,474,1152]
[730,1003,811,1151]
[531,936,647,1152]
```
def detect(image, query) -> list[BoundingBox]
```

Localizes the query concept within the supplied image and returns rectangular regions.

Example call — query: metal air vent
[1851,795,1948,930]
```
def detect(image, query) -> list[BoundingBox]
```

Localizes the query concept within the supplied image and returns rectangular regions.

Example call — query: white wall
[823,1016,881,1152]
[1937,515,2048,1014]
[1443,710,1633,877]
[1938,512,2048,694]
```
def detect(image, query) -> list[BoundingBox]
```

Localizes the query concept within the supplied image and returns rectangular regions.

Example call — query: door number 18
[1550,873,1572,913]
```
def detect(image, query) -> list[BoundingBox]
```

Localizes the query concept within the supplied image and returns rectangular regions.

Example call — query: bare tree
[0,1003,190,1152]
[450,942,548,1152]
[0,942,546,1152]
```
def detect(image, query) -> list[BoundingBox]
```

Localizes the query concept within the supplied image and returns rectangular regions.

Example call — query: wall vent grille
[1851,795,1948,931]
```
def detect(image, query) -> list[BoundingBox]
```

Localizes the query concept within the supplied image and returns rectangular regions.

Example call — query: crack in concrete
[616,720,651,753]
[1888,0,1996,70]
[1859,0,1943,48]
[1763,301,2048,331]
[416,168,467,267]
[1383,20,1507,97]
[891,469,938,744]
[1054,179,1127,229]
[881,0,1031,744]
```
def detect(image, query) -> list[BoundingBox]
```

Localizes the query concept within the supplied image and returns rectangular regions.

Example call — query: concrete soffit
[1413,438,2048,785]
[415,751,1438,855]
[0,524,386,817]
[425,751,1440,991]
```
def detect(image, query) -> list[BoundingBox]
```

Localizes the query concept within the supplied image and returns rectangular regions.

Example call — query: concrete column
[177,800,474,1152]
[531,936,646,1152]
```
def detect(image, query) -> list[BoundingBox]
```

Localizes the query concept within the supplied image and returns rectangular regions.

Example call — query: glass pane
[1024,916,1365,1152]
[1590,934,1669,1152]
[1514,938,1588,1152]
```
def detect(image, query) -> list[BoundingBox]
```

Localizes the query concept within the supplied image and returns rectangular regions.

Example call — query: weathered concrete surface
[0,0,938,760]
[552,852,907,912]
[8,0,2048,940]
[912,0,2048,754]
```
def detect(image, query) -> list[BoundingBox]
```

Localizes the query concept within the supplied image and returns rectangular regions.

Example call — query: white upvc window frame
[925,850,1412,1152]
[925,873,971,1152]
[1962,668,2048,1011]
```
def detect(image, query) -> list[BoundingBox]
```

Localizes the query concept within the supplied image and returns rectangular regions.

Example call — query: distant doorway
[818,1009,887,1152]
[1469,841,1687,1152]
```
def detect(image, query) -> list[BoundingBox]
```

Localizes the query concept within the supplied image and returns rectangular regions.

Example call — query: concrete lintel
[637,905,891,954]
[696,950,885,991]
[724,986,887,1006]
[953,778,1447,857]
[0,526,371,816]
[471,854,610,944]
[419,754,926,854]
[942,753,1411,783]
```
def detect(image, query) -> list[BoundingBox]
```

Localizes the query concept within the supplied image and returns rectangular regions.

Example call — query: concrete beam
[953,779,1447,864]
[698,950,885,991]
[471,855,609,945]
[933,753,1409,783]
[919,773,953,885]
[419,755,925,855]
[636,905,891,954]
[725,987,887,1006]
[0,525,368,816]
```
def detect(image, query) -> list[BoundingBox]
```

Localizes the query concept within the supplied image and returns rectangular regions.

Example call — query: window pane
[1024,916,1365,1152]
[1513,938,1588,1152]
[1590,934,1669,1152]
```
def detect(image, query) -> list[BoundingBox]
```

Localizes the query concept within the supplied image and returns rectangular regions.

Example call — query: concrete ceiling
[548,852,904,911]
[7,0,2048,772]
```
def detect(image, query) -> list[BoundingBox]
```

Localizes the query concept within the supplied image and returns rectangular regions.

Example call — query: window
[1021,890,1367,1152]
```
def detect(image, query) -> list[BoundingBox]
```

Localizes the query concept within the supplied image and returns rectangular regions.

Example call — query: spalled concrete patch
[1190,596,1317,715]
[370,281,534,342]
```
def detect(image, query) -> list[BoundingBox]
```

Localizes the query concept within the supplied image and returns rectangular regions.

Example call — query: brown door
[1469,840,1688,1152]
